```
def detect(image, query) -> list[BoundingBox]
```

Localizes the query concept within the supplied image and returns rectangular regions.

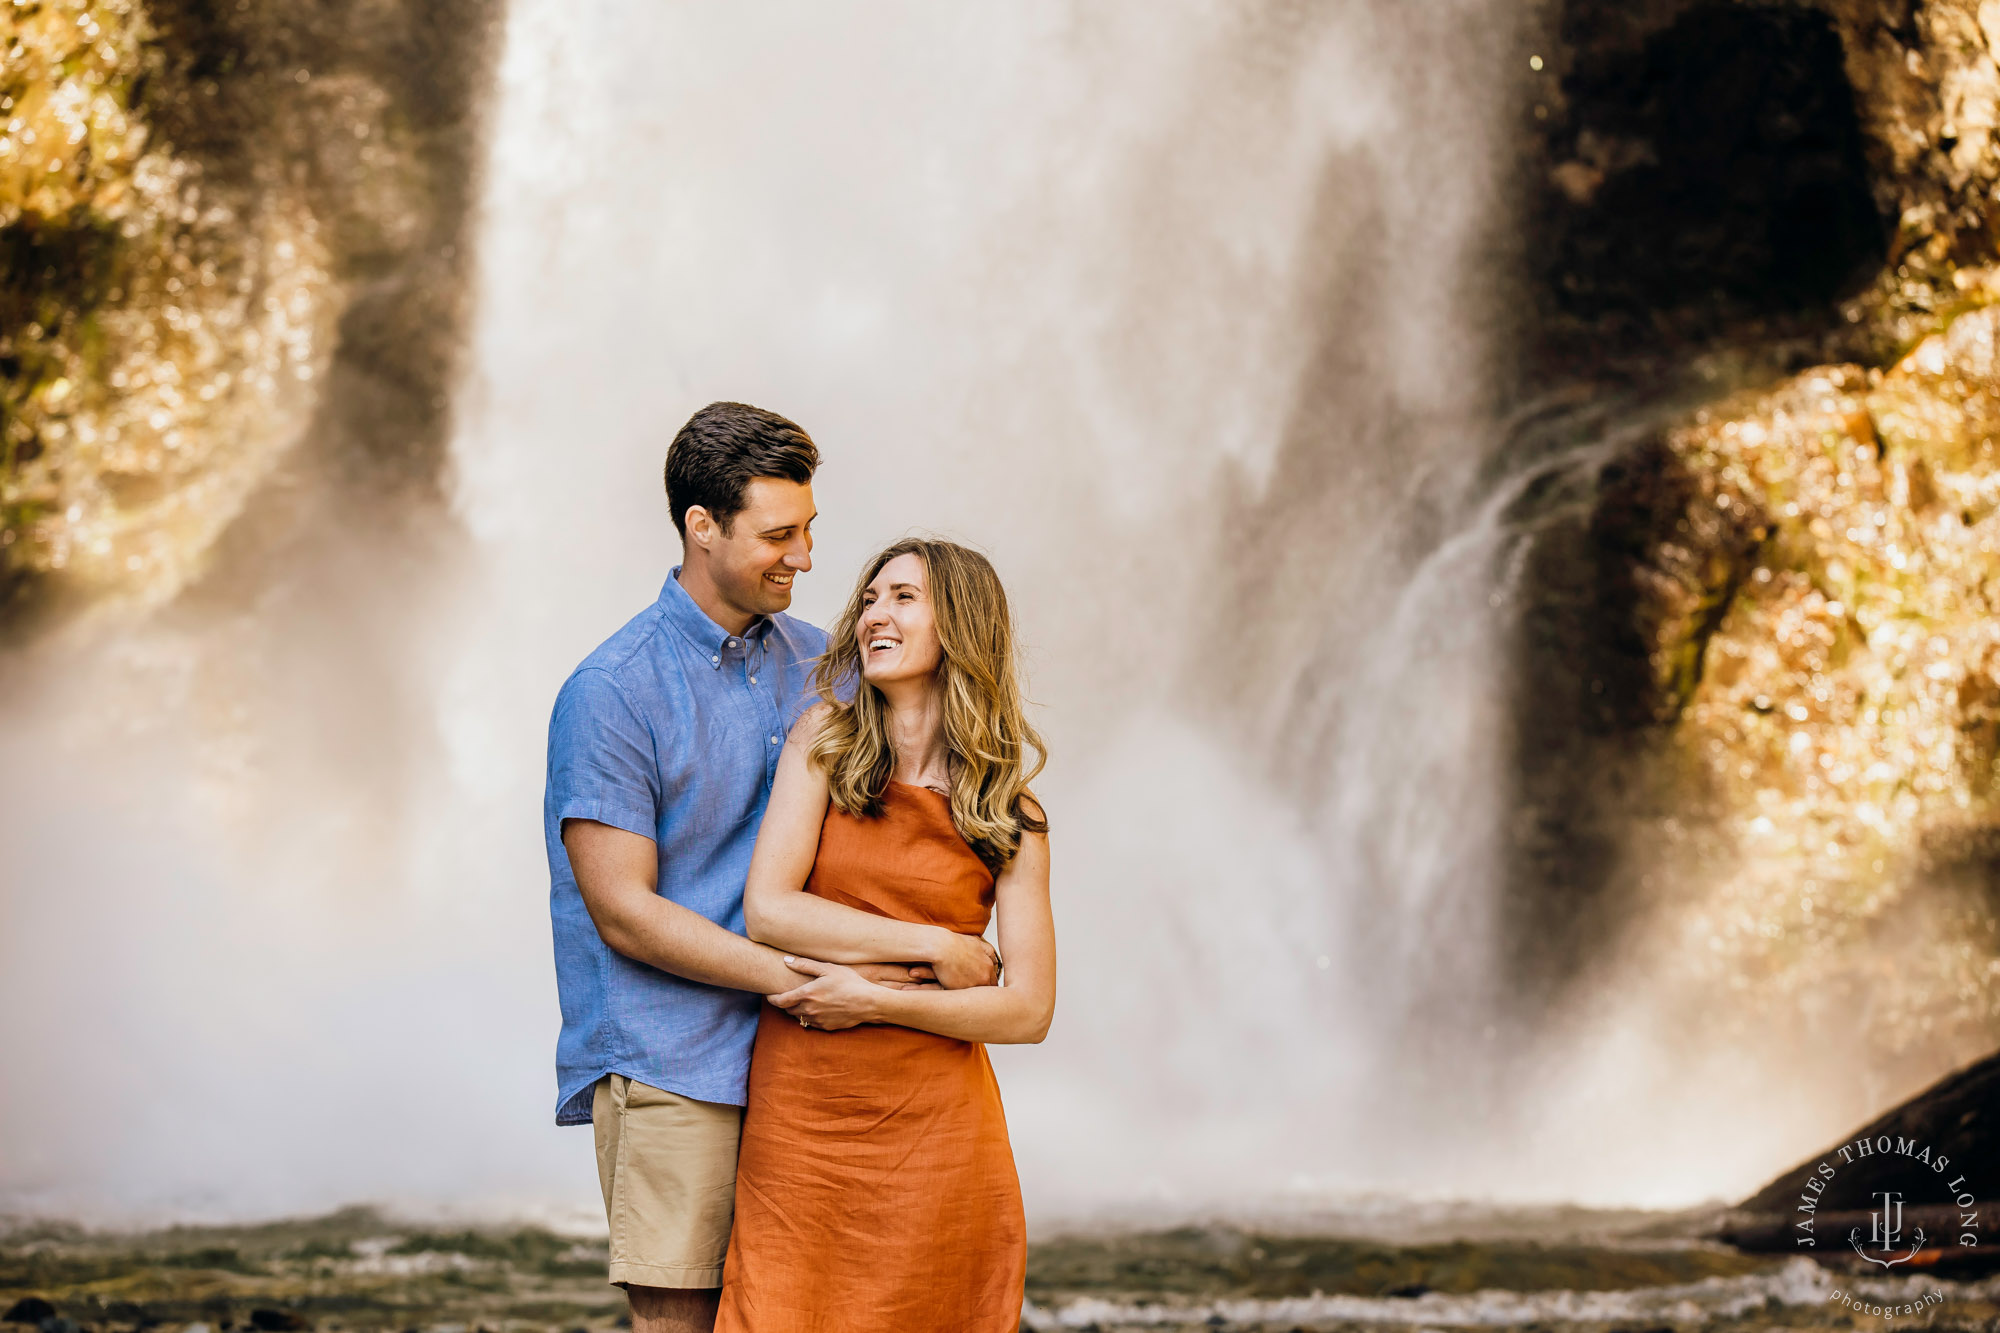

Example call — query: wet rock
[1532,3,1886,344]
[2,1301,56,1325]
[1721,1044,2000,1269]
[1534,0,2000,354]
[1730,1044,1999,1214]
[0,0,501,624]
[246,1311,307,1332]
[1511,298,2000,1072]
[1506,4,2000,1054]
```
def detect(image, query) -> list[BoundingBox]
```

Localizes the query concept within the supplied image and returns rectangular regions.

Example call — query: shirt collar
[658,567,773,664]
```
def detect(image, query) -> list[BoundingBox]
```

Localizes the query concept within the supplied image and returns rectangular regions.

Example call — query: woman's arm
[742,707,999,989]
[772,822,1054,1044]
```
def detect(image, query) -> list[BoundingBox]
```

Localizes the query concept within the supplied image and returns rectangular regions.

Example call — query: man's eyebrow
[757,514,817,535]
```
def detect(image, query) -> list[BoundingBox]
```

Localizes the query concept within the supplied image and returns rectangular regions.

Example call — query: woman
[712,537,1054,1332]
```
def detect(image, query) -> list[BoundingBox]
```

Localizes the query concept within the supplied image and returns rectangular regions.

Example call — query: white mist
[1,0,1822,1227]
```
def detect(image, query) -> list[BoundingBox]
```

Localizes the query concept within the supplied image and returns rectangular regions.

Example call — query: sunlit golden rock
[0,0,150,225]
[0,0,492,622]
[1619,304,2000,1060]
[0,0,332,613]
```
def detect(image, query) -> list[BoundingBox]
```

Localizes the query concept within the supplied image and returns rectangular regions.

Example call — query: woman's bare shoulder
[788,699,840,742]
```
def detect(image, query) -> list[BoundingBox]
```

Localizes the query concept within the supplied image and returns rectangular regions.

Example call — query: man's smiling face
[701,476,816,621]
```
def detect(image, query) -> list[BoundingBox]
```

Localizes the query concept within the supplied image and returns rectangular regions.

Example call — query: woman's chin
[860,661,924,688]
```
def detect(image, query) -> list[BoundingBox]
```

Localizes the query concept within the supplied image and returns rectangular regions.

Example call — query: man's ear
[684,504,716,551]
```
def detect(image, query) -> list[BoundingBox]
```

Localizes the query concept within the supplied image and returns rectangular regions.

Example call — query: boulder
[1720,1045,2000,1270]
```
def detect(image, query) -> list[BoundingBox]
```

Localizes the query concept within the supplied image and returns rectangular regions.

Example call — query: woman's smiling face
[857,552,942,686]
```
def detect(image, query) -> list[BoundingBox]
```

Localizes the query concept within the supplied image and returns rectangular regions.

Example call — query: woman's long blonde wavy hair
[809,538,1047,871]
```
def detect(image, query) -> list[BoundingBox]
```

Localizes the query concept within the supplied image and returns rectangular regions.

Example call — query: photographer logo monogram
[1859,1190,1919,1266]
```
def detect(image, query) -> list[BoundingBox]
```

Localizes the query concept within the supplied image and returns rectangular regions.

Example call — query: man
[545,402,999,1333]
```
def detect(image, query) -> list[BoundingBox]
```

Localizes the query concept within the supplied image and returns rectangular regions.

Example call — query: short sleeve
[548,668,659,841]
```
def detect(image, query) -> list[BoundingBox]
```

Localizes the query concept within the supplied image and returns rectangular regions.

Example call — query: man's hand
[849,962,939,990]
[768,957,892,1030]
[929,929,1001,989]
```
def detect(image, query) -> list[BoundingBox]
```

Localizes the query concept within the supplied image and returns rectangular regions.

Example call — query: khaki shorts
[592,1074,743,1289]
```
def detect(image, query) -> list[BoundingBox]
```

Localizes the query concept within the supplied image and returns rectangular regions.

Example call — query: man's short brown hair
[664,402,819,538]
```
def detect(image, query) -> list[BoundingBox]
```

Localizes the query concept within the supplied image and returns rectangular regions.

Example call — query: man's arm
[567,820,938,991]
[565,819,816,994]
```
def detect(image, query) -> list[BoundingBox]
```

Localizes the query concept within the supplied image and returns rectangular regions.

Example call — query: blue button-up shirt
[545,569,827,1123]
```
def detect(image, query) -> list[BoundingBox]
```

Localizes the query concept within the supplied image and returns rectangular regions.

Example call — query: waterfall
[456,0,1525,1217]
[0,0,1818,1224]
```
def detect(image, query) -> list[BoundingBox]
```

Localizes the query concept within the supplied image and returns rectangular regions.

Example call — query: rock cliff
[1512,0,2000,1077]
[0,0,495,622]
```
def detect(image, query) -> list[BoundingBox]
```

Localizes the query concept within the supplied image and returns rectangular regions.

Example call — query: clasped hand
[768,931,1000,1030]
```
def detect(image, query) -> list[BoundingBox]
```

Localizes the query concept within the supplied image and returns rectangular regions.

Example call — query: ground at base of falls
[4,1208,1998,1333]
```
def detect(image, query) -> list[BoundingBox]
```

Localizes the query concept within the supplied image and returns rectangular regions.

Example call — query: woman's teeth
[869,639,897,651]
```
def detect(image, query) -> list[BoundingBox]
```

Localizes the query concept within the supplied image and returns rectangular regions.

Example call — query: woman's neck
[879,678,948,787]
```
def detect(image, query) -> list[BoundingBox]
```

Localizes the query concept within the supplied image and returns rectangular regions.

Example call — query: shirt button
[727,638,738,647]
[748,675,758,684]
[769,735,780,745]
[711,655,720,665]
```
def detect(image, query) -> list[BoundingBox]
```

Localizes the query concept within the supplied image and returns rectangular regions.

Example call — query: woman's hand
[850,962,939,990]
[928,928,1001,989]
[767,957,892,1030]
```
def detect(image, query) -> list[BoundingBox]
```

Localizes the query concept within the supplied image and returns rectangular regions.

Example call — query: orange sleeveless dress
[713,782,1026,1332]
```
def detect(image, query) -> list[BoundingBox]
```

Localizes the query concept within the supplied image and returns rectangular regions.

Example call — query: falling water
[453,0,1528,1217]
[0,0,1840,1226]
